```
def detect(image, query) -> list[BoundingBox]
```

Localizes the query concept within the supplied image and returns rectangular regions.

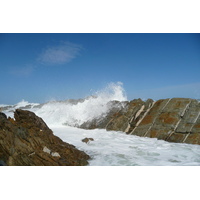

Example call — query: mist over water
[1,82,200,166]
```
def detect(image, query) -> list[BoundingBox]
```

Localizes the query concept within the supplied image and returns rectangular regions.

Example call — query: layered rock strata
[80,98,200,145]
[0,109,90,166]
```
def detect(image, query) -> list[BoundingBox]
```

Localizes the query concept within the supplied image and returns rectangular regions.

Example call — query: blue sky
[0,33,200,104]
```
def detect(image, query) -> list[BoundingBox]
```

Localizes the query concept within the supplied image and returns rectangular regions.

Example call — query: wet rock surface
[0,109,90,166]
[81,137,94,144]
[80,98,200,145]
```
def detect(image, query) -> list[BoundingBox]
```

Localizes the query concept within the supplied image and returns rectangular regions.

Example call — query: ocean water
[1,82,200,166]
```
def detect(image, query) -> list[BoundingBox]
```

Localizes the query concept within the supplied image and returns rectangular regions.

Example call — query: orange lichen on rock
[149,130,158,138]
[140,115,154,125]
[158,112,178,124]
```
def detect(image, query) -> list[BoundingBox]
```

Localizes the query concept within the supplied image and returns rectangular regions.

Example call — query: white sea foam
[1,99,40,118]
[51,125,200,166]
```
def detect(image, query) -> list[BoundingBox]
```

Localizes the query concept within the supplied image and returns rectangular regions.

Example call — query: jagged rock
[79,98,200,145]
[0,109,90,166]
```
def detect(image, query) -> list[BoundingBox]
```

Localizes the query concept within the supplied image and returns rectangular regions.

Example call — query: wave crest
[35,82,127,126]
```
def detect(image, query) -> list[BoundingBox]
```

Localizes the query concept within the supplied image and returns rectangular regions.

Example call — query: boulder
[81,138,94,144]
[0,109,90,166]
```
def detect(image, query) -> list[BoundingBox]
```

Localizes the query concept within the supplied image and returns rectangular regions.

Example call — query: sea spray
[34,82,127,126]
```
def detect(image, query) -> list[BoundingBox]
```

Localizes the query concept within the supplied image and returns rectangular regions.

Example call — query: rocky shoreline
[1,97,200,166]
[0,109,90,166]
[80,98,200,145]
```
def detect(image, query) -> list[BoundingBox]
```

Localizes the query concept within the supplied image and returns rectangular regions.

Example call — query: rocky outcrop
[79,98,200,145]
[0,109,90,166]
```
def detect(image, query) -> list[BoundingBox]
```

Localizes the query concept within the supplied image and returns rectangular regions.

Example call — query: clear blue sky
[0,33,200,104]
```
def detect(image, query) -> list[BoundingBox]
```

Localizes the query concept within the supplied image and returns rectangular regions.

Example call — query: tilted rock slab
[0,109,90,166]
[80,98,200,145]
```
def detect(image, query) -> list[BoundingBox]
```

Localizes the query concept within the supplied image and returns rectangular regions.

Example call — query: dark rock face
[79,98,200,145]
[0,109,90,166]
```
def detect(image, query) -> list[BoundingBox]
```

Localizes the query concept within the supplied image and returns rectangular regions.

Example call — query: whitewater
[1,82,200,166]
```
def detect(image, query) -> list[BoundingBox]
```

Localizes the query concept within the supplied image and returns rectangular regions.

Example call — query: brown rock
[82,138,94,144]
[0,109,90,166]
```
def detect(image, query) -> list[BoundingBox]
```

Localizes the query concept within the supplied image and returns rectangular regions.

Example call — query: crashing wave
[1,82,127,127]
